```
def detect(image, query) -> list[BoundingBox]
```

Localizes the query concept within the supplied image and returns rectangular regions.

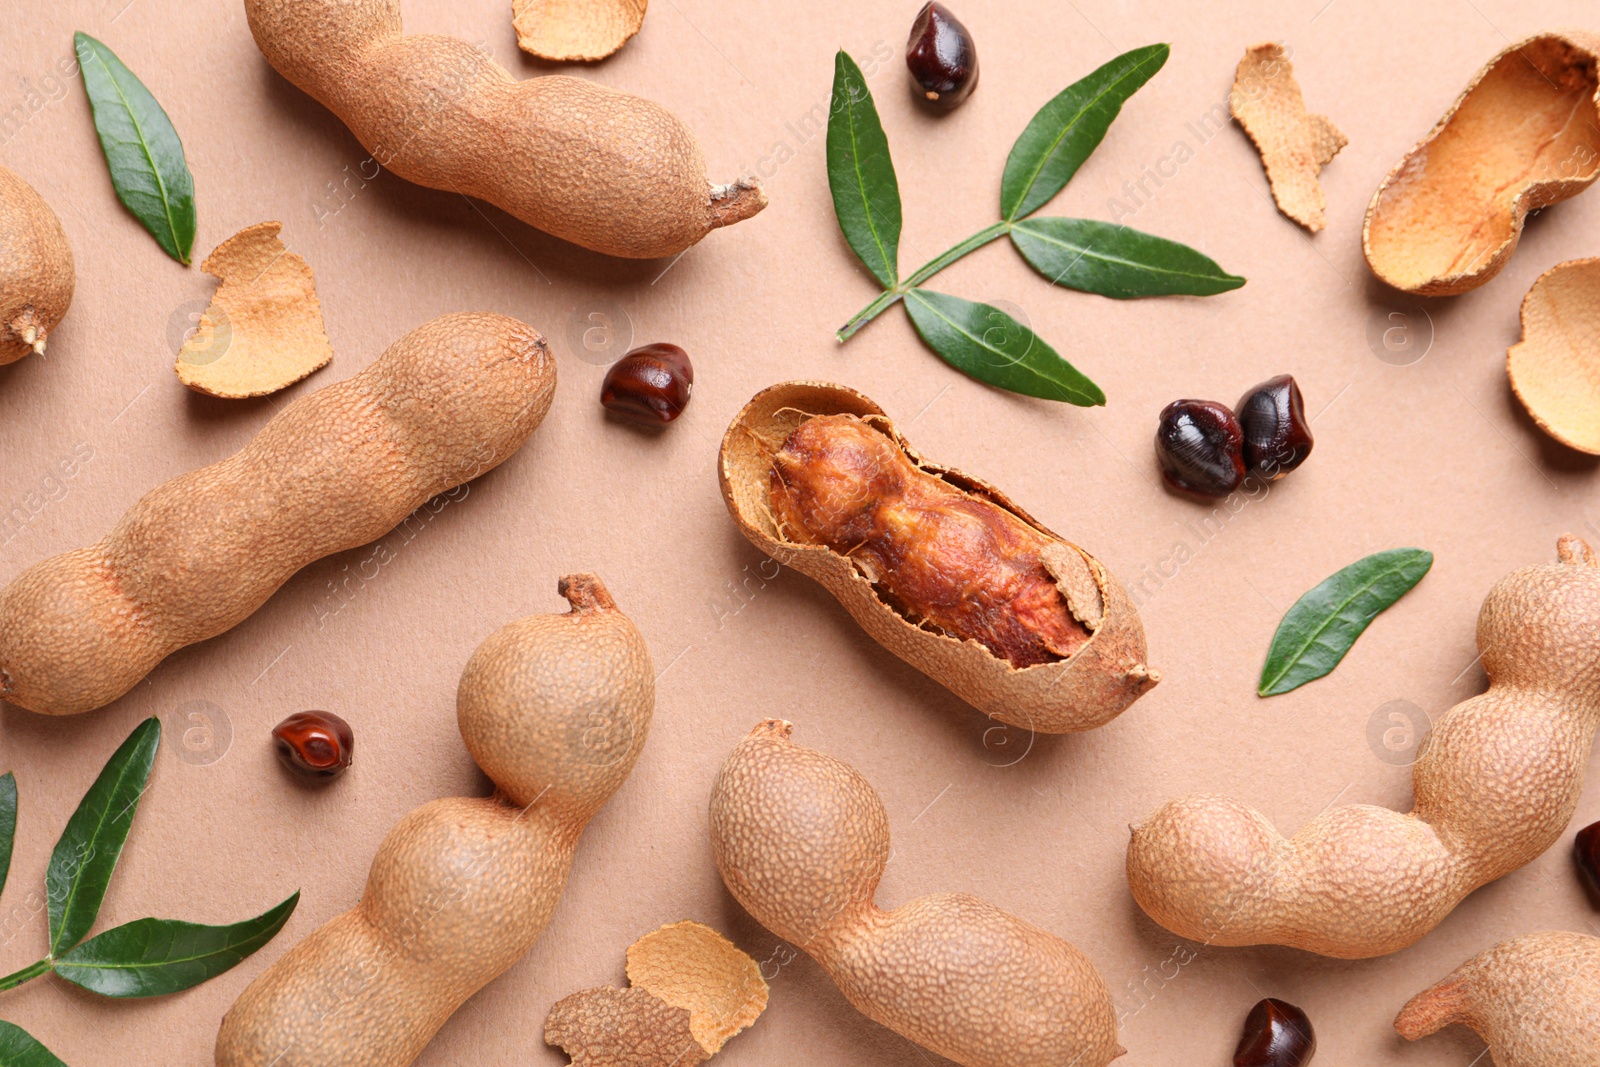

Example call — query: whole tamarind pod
[242,0,766,259]
[1395,931,1600,1066]
[0,164,74,364]
[216,575,654,1067]
[719,381,1157,733]
[710,720,1123,1067]
[0,312,555,716]
[1127,537,1600,959]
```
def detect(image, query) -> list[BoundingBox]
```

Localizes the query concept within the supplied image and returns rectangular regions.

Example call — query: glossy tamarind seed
[600,343,694,425]
[1155,399,1246,497]
[1234,999,1316,1067]
[905,2,979,111]
[272,711,354,779]
[1236,374,1313,478]
[1577,820,1600,900]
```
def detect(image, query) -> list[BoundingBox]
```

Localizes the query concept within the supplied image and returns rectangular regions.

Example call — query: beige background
[1,0,1598,1063]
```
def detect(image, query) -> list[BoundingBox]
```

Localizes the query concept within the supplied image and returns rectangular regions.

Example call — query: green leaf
[1000,44,1170,222]
[903,289,1104,405]
[1010,218,1246,298]
[0,1022,68,1067]
[1258,549,1434,697]
[827,50,901,288]
[53,892,298,998]
[0,774,15,903]
[46,718,160,957]
[74,32,196,264]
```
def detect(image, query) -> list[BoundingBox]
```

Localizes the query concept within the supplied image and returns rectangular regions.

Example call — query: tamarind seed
[600,343,694,425]
[1155,399,1247,497]
[905,2,979,111]
[1234,999,1316,1067]
[1236,374,1313,478]
[1577,820,1600,900]
[272,711,354,779]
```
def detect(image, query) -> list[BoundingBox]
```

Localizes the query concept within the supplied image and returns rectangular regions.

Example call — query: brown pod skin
[1127,537,1600,958]
[718,381,1157,734]
[242,0,765,259]
[0,313,556,716]
[0,165,74,365]
[709,720,1123,1067]
[216,576,654,1067]
[1363,32,1600,295]
[1395,931,1600,1066]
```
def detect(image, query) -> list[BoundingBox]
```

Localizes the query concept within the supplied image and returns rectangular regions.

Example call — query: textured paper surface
[0,2,1598,1065]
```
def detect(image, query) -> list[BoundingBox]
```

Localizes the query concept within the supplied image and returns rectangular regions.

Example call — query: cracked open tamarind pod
[0,312,555,716]
[0,164,73,364]
[243,0,765,258]
[1126,537,1600,958]
[217,575,654,1066]
[709,720,1123,1067]
[718,381,1156,734]
[1396,931,1600,1066]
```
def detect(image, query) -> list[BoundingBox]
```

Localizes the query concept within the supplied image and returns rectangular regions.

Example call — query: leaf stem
[0,958,51,992]
[836,221,1012,342]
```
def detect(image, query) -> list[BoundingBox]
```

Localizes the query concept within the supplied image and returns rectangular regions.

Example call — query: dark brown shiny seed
[906,2,979,111]
[601,343,694,425]
[1235,998,1316,1067]
[1577,820,1600,901]
[272,711,354,779]
[1236,374,1313,478]
[1155,399,1246,497]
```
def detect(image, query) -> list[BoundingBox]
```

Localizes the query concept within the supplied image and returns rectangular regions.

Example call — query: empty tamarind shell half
[1507,257,1600,455]
[1363,31,1600,296]
[718,381,1157,734]
[1395,931,1600,1066]
[514,0,648,61]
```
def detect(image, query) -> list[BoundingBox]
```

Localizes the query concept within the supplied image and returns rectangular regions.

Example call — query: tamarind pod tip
[557,574,616,613]
[709,178,767,230]
[1394,977,1469,1040]
[1558,533,1598,566]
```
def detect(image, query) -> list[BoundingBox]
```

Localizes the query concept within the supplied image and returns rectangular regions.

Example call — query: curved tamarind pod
[1126,536,1600,959]
[0,312,556,716]
[1395,931,1600,1066]
[243,0,765,259]
[710,720,1122,1067]
[0,164,74,364]
[216,575,654,1067]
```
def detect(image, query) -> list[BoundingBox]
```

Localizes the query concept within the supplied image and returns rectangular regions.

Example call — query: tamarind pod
[217,576,654,1067]
[243,0,766,259]
[0,312,555,716]
[0,164,74,364]
[1126,538,1600,958]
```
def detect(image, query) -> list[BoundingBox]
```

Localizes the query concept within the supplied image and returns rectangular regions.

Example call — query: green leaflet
[0,774,15,903]
[826,50,901,288]
[75,32,196,264]
[1000,44,1170,222]
[904,289,1104,405]
[1010,217,1246,298]
[1259,549,1434,696]
[53,892,298,998]
[46,718,160,956]
[0,1022,67,1067]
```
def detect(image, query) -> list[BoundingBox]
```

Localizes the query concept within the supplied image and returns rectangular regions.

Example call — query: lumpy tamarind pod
[0,312,556,716]
[1126,537,1600,959]
[1395,931,1600,1066]
[709,720,1123,1067]
[217,576,654,1067]
[718,381,1156,734]
[243,0,765,259]
[0,164,74,364]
